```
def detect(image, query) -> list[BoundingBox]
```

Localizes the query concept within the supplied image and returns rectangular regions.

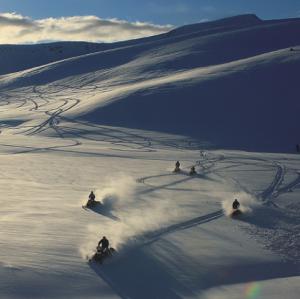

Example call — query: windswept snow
[0,15,299,299]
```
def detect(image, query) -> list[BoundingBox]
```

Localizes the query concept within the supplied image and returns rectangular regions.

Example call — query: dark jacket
[232,200,240,210]
[89,192,95,201]
[98,238,109,248]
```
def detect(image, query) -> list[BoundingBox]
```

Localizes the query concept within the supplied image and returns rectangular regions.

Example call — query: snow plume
[96,174,136,209]
[101,197,182,250]
[222,192,259,216]
[80,174,183,258]
[80,174,136,258]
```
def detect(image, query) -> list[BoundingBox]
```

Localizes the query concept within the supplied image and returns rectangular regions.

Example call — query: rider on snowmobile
[86,191,96,208]
[89,191,95,201]
[174,161,181,172]
[98,236,109,253]
[190,166,196,175]
[232,199,240,210]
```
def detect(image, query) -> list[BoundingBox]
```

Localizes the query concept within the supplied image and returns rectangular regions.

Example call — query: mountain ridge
[1,14,299,76]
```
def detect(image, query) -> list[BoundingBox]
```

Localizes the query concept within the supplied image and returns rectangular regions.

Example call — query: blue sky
[1,0,299,25]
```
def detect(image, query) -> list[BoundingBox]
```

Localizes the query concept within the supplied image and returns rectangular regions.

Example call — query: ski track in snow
[142,209,224,245]
[211,155,300,262]
[0,87,157,154]
[1,87,299,261]
[135,151,300,259]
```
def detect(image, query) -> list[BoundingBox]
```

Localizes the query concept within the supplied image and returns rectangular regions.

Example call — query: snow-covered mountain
[0,14,259,75]
[1,14,300,152]
[0,15,299,299]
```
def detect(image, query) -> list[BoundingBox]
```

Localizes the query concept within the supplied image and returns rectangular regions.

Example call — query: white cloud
[0,12,173,44]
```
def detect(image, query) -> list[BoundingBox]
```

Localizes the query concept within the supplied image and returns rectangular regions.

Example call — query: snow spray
[222,192,259,216]
[80,174,183,258]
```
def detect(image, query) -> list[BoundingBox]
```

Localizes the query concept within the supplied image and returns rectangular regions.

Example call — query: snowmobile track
[143,209,224,244]
[260,162,286,201]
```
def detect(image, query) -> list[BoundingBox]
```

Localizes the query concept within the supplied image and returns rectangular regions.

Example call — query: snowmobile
[89,246,116,264]
[230,199,242,217]
[84,198,102,209]
[174,166,181,173]
[189,166,197,175]
[173,161,181,173]
[230,209,242,217]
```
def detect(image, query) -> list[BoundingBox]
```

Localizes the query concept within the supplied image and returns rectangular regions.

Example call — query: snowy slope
[0,42,110,75]
[0,14,265,76]
[0,15,299,299]
[1,14,300,151]
[0,134,299,299]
